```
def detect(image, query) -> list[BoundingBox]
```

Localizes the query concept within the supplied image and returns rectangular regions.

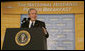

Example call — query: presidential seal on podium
[15,30,31,46]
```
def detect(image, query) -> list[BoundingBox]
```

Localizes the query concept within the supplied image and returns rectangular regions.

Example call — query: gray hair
[28,8,37,14]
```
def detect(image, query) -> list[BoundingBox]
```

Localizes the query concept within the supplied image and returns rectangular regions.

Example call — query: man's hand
[42,27,47,34]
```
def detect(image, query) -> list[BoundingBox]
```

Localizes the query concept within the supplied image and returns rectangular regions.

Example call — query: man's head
[28,8,37,21]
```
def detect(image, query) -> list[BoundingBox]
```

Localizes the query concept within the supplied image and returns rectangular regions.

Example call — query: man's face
[29,10,37,21]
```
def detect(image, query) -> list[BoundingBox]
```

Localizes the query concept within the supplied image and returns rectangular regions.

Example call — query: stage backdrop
[1,1,84,50]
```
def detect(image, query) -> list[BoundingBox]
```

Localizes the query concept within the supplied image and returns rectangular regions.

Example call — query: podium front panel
[2,28,47,50]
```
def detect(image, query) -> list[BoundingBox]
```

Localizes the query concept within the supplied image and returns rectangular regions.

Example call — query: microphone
[22,18,27,23]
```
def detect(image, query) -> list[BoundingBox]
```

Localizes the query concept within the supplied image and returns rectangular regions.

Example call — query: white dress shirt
[29,20,35,28]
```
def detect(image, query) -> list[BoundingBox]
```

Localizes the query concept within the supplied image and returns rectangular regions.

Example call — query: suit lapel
[34,20,38,27]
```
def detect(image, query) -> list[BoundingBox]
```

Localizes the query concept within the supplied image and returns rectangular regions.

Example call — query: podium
[2,27,47,50]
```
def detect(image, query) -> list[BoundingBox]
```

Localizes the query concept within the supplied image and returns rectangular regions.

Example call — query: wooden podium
[2,27,47,50]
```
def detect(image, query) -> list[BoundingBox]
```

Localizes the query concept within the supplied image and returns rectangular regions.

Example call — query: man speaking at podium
[21,8,49,38]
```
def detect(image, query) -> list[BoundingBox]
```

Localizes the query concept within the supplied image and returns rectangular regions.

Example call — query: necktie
[31,22,33,28]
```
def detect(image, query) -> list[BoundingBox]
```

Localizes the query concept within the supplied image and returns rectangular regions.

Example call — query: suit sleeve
[42,22,49,38]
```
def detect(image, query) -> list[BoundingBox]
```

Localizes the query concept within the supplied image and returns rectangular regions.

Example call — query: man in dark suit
[21,8,49,38]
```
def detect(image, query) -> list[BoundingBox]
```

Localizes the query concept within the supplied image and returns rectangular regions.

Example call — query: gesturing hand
[42,27,47,34]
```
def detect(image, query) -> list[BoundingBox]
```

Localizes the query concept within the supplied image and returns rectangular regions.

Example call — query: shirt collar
[30,20,35,25]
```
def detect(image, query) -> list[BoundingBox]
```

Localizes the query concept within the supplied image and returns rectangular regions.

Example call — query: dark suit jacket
[21,18,49,38]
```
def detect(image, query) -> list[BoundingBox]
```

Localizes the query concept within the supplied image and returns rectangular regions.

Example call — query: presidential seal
[15,30,31,46]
